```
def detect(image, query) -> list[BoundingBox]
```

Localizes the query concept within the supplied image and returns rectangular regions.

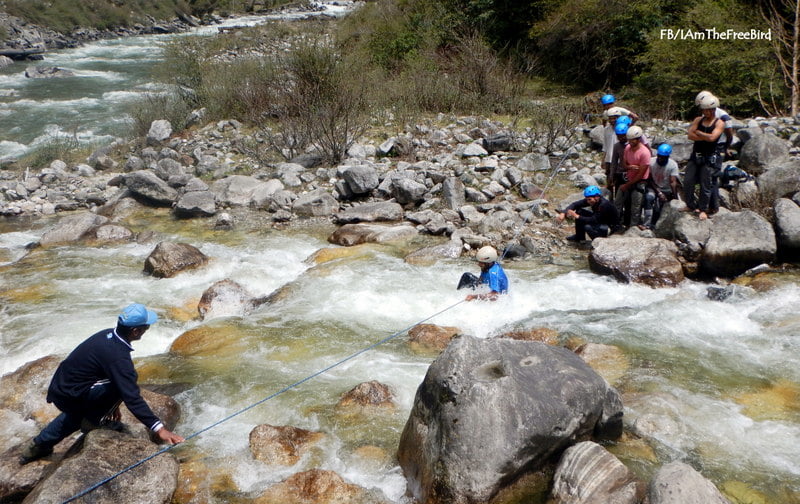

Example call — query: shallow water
[1,213,798,503]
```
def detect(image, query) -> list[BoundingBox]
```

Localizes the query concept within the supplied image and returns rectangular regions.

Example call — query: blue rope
[61,298,466,504]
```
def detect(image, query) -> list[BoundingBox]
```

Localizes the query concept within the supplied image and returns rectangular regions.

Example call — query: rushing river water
[1,212,799,502]
[0,1,353,161]
[1,2,800,502]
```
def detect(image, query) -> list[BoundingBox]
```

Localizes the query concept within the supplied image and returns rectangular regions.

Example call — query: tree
[761,0,800,115]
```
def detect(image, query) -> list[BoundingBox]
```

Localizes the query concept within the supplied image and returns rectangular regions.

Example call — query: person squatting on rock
[684,94,725,220]
[19,303,184,465]
[642,143,680,229]
[615,125,651,227]
[557,185,620,242]
[457,246,509,301]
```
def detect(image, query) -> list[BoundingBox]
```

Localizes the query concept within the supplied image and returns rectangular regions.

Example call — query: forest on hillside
[1,0,797,118]
[343,0,798,118]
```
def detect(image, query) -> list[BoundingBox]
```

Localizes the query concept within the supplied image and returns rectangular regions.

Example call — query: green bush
[127,92,193,138]
[19,133,82,169]
[634,0,783,118]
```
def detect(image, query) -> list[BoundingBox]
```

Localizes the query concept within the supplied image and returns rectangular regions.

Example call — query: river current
[0,2,799,502]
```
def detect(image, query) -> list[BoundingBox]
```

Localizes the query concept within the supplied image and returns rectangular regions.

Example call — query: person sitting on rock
[457,246,508,301]
[19,303,184,465]
[642,143,680,230]
[557,185,619,242]
[685,94,725,220]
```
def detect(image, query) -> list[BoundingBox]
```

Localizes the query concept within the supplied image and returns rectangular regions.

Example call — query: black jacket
[565,197,619,227]
[47,328,163,431]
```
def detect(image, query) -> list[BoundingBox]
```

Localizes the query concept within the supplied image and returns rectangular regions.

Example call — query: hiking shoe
[566,235,581,242]
[19,440,52,465]
[99,419,126,432]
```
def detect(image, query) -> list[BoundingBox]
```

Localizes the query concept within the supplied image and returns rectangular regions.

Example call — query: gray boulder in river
[398,335,623,504]
[21,429,178,504]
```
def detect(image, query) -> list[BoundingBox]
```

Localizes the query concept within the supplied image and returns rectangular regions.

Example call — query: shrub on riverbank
[142,16,531,163]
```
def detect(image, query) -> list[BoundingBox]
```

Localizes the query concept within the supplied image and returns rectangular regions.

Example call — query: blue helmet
[616,115,632,126]
[601,94,616,105]
[657,144,673,157]
[584,185,602,197]
[614,123,629,135]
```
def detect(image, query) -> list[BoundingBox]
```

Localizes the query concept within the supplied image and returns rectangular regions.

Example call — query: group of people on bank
[558,90,736,241]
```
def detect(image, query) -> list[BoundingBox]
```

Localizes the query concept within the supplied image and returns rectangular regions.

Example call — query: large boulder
[404,241,463,266]
[0,356,61,425]
[392,177,428,205]
[588,237,684,287]
[774,198,800,254]
[397,335,623,504]
[648,461,731,504]
[252,469,384,504]
[757,158,800,204]
[442,177,466,210]
[328,223,418,246]
[124,170,179,206]
[292,189,339,217]
[551,441,645,504]
[407,324,461,353]
[342,165,379,194]
[249,424,325,466]
[197,279,263,320]
[119,389,182,434]
[701,210,777,277]
[24,66,75,79]
[210,175,263,207]
[174,190,217,218]
[146,119,173,145]
[335,381,395,411]
[738,133,789,175]
[143,242,209,278]
[21,429,179,504]
[334,201,404,223]
[39,212,109,246]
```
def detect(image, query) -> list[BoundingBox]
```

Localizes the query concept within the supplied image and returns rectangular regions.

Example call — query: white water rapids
[0,0,799,500]
[1,213,798,502]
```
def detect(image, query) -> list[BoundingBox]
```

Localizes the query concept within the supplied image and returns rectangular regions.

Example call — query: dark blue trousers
[34,383,120,449]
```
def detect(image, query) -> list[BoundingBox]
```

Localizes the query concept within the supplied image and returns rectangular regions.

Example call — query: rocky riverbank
[2,111,799,502]
[2,111,799,281]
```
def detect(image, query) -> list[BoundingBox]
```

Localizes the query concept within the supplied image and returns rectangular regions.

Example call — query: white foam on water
[0,140,28,158]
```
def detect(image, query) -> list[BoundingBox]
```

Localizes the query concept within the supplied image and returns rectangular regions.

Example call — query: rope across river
[61,298,467,504]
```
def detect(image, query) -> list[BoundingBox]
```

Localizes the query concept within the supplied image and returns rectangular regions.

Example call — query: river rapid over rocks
[1,3,800,503]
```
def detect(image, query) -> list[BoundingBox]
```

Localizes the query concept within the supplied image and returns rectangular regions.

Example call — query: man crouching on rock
[556,185,620,243]
[19,303,184,465]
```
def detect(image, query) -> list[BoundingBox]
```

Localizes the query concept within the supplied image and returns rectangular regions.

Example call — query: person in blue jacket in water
[19,303,184,464]
[458,246,509,301]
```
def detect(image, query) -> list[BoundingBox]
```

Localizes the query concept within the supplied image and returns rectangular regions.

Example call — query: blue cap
[657,144,673,157]
[118,303,158,327]
[616,116,632,126]
[601,94,615,105]
[614,123,629,135]
[584,185,602,197]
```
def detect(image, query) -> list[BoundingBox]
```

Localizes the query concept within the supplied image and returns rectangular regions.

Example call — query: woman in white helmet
[457,246,508,301]
[685,94,725,220]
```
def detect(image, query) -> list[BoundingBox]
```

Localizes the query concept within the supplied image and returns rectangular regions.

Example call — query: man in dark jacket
[557,185,620,242]
[19,303,184,464]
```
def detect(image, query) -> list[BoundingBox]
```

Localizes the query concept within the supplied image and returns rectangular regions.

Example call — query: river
[1,2,799,503]
[0,1,353,161]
